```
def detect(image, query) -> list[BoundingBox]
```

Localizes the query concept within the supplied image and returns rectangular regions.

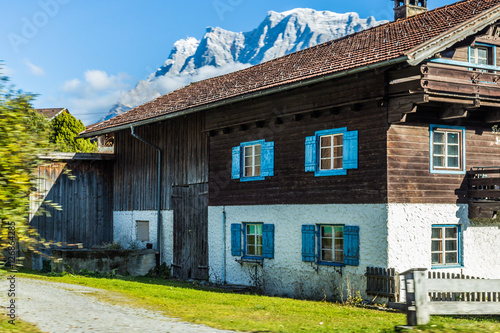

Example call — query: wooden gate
[171,183,209,280]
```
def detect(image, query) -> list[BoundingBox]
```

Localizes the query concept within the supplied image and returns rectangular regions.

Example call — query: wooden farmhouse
[80,0,500,299]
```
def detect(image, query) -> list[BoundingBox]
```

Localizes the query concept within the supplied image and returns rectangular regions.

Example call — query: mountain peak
[102,8,387,122]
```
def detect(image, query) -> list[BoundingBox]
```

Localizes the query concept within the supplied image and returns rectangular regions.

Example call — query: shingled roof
[36,108,67,120]
[83,0,500,136]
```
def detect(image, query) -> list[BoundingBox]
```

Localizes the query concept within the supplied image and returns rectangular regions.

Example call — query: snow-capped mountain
[104,9,387,120]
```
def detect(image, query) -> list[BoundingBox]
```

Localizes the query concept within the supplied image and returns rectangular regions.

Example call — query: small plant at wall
[492,124,500,133]
[146,263,171,279]
[337,274,364,306]
[248,265,263,294]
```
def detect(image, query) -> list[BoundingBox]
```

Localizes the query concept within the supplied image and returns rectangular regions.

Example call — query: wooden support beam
[310,111,320,118]
[440,105,469,120]
[293,114,302,122]
[239,124,248,131]
[485,110,500,123]
[255,121,264,128]
[275,117,283,125]
[222,127,231,134]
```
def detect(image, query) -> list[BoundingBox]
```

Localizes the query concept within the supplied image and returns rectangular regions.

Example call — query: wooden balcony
[421,60,500,103]
[467,167,500,220]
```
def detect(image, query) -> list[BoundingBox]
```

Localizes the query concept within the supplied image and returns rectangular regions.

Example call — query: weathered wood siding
[387,123,500,203]
[113,112,208,210]
[30,159,114,247]
[208,72,389,206]
[113,112,208,280]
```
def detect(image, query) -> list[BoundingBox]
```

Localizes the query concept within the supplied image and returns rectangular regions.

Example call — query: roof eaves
[405,3,500,65]
[80,55,408,138]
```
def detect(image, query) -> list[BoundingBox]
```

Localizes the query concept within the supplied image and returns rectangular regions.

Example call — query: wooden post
[404,268,430,326]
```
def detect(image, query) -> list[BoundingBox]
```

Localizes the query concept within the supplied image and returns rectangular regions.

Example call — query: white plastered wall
[113,210,174,265]
[208,204,388,300]
[387,204,500,279]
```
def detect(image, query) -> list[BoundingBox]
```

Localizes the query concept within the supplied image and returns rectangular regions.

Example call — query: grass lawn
[0,315,43,333]
[8,271,500,333]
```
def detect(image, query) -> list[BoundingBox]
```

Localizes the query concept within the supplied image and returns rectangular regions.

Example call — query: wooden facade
[113,112,208,280]
[30,155,114,248]
[207,70,389,206]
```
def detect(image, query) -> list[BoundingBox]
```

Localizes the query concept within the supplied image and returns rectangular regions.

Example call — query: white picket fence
[403,268,500,326]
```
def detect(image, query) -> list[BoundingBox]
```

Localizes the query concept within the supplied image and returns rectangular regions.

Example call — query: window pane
[432,240,442,251]
[244,156,252,167]
[322,250,333,262]
[335,251,344,262]
[320,136,331,147]
[244,146,252,156]
[334,147,343,158]
[333,158,343,169]
[254,154,261,166]
[256,246,262,256]
[247,224,255,234]
[247,245,255,255]
[322,238,332,249]
[445,240,457,251]
[254,166,261,176]
[445,227,457,238]
[447,132,459,144]
[335,238,343,250]
[445,252,457,264]
[321,148,331,158]
[334,227,343,238]
[432,228,441,239]
[334,134,343,146]
[447,157,459,168]
[434,132,444,143]
[320,159,331,170]
[433,144,444,155]
[447,145,459,156]
[322,226,333,237]
[244,167,252,177]
[248,235,255,245]
[434,156,444,167]
[432,253,442,264]
[254,145,261,155]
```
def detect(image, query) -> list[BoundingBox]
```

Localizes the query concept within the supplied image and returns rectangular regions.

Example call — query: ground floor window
[431,225,461,267]
[319,225,344,263]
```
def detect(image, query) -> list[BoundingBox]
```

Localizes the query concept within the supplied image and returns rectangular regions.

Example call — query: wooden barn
[81,0,500,297]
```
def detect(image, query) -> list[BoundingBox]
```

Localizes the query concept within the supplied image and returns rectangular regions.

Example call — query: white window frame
[431,225,461,268]
[245,223,263,257]
[319,225,344,264]
[319,133,343,171]
[243,144,261,178]
[430,125,466,174]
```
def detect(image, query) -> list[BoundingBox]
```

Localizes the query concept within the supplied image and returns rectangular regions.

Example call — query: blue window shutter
[305,136,317,172]
[301,225,316,262]
[262,224,275,259]
[343,225,360,266]
[231,146,241,179]
[343,130,358,170]
[231,224,242,256]
[261,141,274,177]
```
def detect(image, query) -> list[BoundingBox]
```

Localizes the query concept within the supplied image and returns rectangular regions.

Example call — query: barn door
[171,182,208,280]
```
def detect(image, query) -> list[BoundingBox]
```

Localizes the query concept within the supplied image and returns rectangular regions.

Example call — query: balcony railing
[467,167,500,219]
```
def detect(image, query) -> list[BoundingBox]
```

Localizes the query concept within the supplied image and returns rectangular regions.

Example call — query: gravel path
[4,277,237,333]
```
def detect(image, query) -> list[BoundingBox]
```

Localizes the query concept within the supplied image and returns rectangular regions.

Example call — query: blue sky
[0,0,453,125]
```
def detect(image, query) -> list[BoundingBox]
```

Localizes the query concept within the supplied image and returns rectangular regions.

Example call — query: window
[305,127,358,176]
[232,140,274,182]
[231,223,274,259]
[136,220,149,242]
[430,125,465,174]
[245,223,263,256]
[431,225,461,267]
[302,224,359,266]
[320,225,344,263]
[469,44,495,67]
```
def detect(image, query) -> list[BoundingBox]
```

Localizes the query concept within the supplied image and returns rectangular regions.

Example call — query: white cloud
[58,69,132,125]
[24,59,45,76]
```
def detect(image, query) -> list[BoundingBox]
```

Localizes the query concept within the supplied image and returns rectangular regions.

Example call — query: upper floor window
[431,225,461,268]
[305,127,358,177]
[430,125,465,174]
[469,44,495,67]
[232,140,274,182]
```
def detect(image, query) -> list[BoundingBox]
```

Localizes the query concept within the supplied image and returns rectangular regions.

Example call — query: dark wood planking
[387,123,500,204]
[208,93,389,206]
[30,160,113,247]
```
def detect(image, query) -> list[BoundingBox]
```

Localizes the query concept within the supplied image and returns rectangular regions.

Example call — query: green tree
[50,112,97,153]
[0,76,51,256]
